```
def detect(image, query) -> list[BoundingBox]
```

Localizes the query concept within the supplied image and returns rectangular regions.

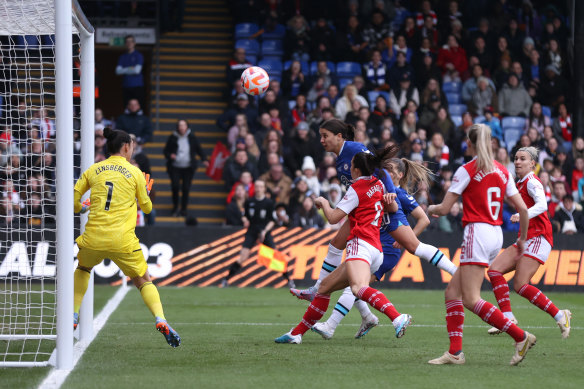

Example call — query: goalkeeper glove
[144,173,154,195]
[80,198,91,213]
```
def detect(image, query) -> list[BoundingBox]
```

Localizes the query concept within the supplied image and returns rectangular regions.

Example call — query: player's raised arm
[73,170,90,213]
[135,169,153,214]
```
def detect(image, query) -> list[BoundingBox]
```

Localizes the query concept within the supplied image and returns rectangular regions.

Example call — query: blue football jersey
[336,141,369,188]
[396,187,419,215]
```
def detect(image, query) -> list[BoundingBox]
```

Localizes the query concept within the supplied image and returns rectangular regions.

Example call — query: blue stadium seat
[284,60,310,75]
[443,81,462,94]
[367,91,390,110]
[246,55,257,64]
[235,39,259,55]
[448,103,466,116]
[258,58,283,77]
[288,100,296,110]
[336,61,362,77]
[473,115,486,123]
[261,40,284,57]
[310,61,336,75]
[262,24,286,40]
[338,77,353,91]
[542,105,552,118]
[234,23,259,40]
[25,35,40,48]
[451,115,463,127]
[502,116,526,130]
[505,128,522,151]
[446,93,461,105]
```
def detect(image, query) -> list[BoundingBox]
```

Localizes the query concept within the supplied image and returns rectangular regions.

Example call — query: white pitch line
[107,321,583,330]
[38,285,130,389]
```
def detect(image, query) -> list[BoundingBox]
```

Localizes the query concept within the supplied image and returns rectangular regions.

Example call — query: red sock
[445,300,464,355]
[291,294,330,336]
[488,270,512,313]
[357,287,400,321]
[517,284,560,318]
[473,299,525,342]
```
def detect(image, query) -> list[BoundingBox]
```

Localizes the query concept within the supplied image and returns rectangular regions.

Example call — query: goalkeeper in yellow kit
[73,127,180,347]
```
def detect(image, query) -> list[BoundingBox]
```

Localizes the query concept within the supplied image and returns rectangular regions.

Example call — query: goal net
[0,0,93,368]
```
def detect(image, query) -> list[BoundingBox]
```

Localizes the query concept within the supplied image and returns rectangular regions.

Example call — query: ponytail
[353,144,400,179]
[385,157,434,193]
[103,127,132,155]
[468,123,494,173]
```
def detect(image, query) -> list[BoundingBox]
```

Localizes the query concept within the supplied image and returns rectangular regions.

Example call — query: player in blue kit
[291,119,458,336]
[312,157,433,339]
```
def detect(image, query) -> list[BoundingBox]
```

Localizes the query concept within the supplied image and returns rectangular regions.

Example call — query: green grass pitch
[2,286,583,389]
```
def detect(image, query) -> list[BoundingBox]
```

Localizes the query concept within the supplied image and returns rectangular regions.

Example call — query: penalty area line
[38,285,130,389]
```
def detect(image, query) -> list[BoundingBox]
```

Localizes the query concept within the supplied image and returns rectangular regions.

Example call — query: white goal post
[0,0,94,369]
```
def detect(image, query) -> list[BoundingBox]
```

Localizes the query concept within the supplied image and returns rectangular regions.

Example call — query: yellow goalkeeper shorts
[77,245,148,279]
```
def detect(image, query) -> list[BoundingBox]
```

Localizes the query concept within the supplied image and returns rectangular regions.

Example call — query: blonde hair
[468,123,494,173]
[384,158,434,193]
[517,146,539,163]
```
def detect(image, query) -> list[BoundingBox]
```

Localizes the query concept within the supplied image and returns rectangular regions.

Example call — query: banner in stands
[1,227,584,291]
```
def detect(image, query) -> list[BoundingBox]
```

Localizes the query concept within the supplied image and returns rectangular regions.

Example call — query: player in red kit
[427,124,537,366]
[487,146,572,337]
[275,146,412,344]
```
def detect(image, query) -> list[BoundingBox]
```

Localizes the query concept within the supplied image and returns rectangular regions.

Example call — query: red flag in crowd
[206,141,230,181]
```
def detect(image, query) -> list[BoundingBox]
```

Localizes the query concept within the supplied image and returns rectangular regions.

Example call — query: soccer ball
[241,66,270,96]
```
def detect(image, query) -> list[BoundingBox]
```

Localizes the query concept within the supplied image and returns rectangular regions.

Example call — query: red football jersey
[517,172,553,245]
[337,176,385,250]
[450,159,518,227]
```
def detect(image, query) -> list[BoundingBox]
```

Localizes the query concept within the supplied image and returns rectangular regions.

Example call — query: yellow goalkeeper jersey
[74,155,152,253]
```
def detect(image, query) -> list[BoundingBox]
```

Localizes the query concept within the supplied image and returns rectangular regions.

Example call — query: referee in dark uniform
[221,180,293,287]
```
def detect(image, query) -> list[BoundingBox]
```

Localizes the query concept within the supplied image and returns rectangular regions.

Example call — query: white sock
[327,287,355,328]
[503,311,517,321]
[554,310,564,322]
[354,298,373,319]
[414,242,458,275]
[318,244,344,281]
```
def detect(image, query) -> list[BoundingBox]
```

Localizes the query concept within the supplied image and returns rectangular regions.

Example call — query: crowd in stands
[222,0,583,234]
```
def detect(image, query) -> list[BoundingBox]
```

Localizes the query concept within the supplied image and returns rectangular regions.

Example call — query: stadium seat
[336,61,362,77]
[448,103,466,116]
[261,40,283,57]
[505,128,522,151]
[445,92,461,105]
[338,77,353,91]
[367,91,390,110]
[258,58,283,77]
[502,116,526,130]
[234,23,259,40]
[473,115,486,124]
[288,100,296,110]
[261,24,286,40]
[451,115,463,127]
[542,105,552,118]
[310,61,336,75]
[246,55,257,64]
[284,60,310,75]
[42,34,55,46]
[443,81,462,94]
[235,39,260,55]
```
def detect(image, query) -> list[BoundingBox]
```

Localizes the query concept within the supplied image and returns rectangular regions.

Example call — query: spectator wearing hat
[552,194,584,234]
[539,64,569,110]
[216,93,258,132]
[301,156,320,197]
[520,36,536,70]
[498,73,532,117]
[389,72,419,118]
[259,163,293,206]
[437,35,468,83]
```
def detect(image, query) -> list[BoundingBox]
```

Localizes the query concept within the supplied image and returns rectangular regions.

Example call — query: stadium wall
[1,227,583,291]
